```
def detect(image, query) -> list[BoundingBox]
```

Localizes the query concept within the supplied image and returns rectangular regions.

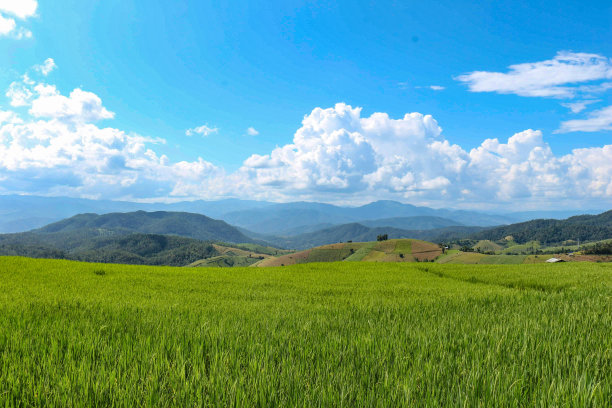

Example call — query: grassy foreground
[0,257,611,406]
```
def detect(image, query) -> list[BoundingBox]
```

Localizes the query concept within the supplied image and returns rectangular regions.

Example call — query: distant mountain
[263,223,485,250]
[360,216,463,230]
[470,210,612,244]
[506,209,604,223]
[0,195,271,233]
[222,200,513,235]
[2,194,601,236]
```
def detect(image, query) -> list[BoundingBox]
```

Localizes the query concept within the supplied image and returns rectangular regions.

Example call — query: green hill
[0,231,286,267]
[255,239,442,266]
[37,210,255,243]
[188,244,292,267]
[469,210,612,244]
[262,222,484,250]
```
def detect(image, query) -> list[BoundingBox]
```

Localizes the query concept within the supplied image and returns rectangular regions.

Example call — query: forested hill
[469,210,612,244]
[36,211,255,244]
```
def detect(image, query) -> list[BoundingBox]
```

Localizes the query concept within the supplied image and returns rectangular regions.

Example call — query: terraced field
[0,256,610,406]
[255,239,442,266]
[189,244,292,267]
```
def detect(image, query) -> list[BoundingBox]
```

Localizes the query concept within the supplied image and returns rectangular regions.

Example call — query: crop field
[0,256,611,406]
[256,239,441,266]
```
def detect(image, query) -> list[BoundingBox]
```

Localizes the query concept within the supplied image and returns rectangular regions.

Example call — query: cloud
[561,100,600,113]
[246,127,259,136]
[0,0,36,38]
[29,85,115,123]
[238,103,612,205]
[0,13,15,35]
[456,51,612,98]
[413,85,446,91]
[6,78,33,106]
[35,58,57,76]
[1,63,612,207]
[556,105,612,133]
[0,0,38,19]
[186,124,218,137]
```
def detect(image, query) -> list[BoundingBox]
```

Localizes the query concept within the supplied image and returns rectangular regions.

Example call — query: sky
[0,0,611,210]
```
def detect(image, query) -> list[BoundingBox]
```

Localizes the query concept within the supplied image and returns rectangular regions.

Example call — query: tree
[377,234,388,242]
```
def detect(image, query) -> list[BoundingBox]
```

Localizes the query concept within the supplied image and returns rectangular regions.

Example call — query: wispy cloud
[186,124,218,137]
[561,99,600,114]
[456,51,612,98]
[246,127,259,136]
[556,105,612,133]
[412,85,446,91]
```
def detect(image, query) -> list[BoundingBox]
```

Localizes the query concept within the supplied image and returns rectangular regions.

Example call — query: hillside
[262,222,484,250]
[359,216,463,230]
[0,231,278,267]
[37,210,255,244]
[187,244,290,267]
[0,211,269,266]
[255,239,442,267]
[469,210,612,244]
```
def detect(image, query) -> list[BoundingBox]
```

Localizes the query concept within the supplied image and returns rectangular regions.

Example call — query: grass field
[0,256,611,406]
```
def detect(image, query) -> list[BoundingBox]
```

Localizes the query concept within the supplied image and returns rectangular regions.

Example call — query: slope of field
[437,252,612,264]
[187,244,289,267]
[0,257,610,406]
[472,240,502,252]
[256,239,441,267]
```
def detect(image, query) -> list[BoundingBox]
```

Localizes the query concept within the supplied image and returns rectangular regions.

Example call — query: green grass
[436,251,487,264]
[501,240,541,255]
[344,242,376,261]
[306,248,353,262]
[0,256,611,406]
[473,240,502,252]
[188,254,261,267]
[478,255,527,264]
[393,239,412,254]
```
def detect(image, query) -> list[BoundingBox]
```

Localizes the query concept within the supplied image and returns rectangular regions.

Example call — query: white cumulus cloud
[0,0,38,19]
[0,0,36,38]
[1,62,612,208]
[238,103,612,206]
[0,13,15,35]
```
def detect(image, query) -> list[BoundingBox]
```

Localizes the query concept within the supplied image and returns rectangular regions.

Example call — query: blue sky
[0,0,611,209]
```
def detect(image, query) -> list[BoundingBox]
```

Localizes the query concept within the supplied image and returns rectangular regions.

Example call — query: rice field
[0,256,611,406]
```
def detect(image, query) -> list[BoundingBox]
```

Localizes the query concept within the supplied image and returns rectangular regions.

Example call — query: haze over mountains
[0,195,602,235]
[1,207,611,264]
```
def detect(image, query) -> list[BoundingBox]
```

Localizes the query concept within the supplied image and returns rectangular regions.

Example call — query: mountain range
[1,209,611,265]
[1,194,604,235]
